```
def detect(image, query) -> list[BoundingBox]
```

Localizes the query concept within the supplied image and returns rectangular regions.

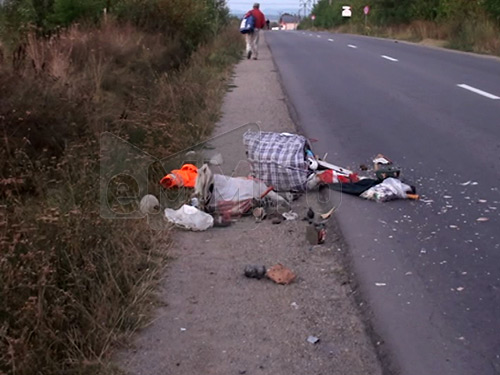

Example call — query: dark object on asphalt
[375,165,401,180]
[272,216,282,224]
[305,207,331,244]
[305,207,334,225]
[266,263,296,284]
[373,153,400,180]
[359,164,368,171]
[306,224,326,245]
[328,178,380,196]
[244,265,266,279]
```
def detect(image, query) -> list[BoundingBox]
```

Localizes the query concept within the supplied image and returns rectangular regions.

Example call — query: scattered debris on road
[306,224,326,245]
[266,263,296,285]
[282,211,298,220]
[307,335,320,344]
[164,204,213,231]
[244,265,267,279]
[154,131,420,235]
[243,263,296,285]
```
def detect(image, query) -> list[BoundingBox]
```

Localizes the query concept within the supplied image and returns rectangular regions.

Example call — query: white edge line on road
[328,38,334,42]
[348,44,357,49]
[381,55,398,62]
[457,84,500,100]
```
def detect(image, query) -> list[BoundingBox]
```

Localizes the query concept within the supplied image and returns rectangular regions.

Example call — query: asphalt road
[266,31,500,375]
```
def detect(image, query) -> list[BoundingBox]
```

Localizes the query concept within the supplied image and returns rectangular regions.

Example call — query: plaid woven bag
[243,130,311,192]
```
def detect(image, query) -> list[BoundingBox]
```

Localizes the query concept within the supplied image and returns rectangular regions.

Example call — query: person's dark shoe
[247,51,252,59]
[253,57,258,60]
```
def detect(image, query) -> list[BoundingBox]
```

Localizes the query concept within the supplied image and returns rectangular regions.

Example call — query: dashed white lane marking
[317,35,321,38]
[381,55,398,62]
[457,84,500,100]
[328,38,334,42]
[309,33,313,36]
[348,44,357,49]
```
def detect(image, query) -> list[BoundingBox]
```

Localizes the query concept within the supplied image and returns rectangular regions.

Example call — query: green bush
[1,0,231,56]
[51,0,106,26]
[113,0,229,53]
[307,0,500,28]
[304,0,500,56]
[409,0,441,21]
[297,17,313,30]
[484,0,500,23]
[0,0,37,48]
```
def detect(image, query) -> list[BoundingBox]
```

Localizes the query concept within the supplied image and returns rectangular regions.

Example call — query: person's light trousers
[245,28,260,58]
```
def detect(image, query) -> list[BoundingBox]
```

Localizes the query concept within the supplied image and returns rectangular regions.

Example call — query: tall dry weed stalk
[25,33,46,74]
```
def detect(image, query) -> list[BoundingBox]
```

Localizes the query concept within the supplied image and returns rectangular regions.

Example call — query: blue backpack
[240,15,255,34]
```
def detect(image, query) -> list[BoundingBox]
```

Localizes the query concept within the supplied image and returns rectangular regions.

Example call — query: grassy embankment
[0,1,243,373]
[300,0,500,55]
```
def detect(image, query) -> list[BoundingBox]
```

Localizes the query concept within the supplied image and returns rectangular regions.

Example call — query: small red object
[318,228,326,244]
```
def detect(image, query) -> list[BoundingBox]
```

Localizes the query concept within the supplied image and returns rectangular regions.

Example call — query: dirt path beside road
[116,32,382,375]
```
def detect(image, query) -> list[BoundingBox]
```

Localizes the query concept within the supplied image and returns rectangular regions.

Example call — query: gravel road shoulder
[115,32,383,375]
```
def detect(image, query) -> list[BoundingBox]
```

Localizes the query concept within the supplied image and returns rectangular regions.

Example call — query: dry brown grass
[336,18,500,56]
[0,19,243,375]
[409,20,449,41]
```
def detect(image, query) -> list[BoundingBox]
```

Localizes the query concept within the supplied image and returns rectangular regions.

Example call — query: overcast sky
[227,0,302,15]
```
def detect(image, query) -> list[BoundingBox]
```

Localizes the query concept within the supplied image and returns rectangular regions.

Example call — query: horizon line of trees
[0,0,231,52]
[306,0,500,29]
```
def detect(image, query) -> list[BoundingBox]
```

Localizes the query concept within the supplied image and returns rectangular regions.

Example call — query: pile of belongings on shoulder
[242,131,418,202]
[159,131,418,230]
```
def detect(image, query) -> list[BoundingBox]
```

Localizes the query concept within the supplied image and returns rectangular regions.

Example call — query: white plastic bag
[164,204,214,231]
[213,174,270,202]
[212,174,288,213]
[360,178,412,202]
[139,194,160,215]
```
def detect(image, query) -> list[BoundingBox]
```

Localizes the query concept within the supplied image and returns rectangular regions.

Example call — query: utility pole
[299,0,307,18]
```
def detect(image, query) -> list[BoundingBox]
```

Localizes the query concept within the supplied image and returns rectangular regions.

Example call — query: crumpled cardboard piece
[266,264,296,285]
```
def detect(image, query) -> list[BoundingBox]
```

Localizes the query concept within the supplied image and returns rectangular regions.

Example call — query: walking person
[244,3,266,60]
